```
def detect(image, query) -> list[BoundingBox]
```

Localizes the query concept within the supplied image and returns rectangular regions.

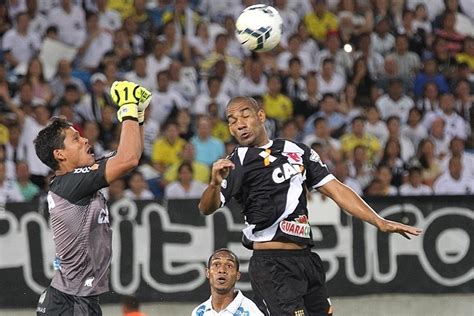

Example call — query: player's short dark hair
[34,117,72,171]
[207,248,240,271]
[226,96,262,114]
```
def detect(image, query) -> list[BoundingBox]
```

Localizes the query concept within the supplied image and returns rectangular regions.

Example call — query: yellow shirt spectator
[164,161,210,184]
[212,120,232,143]
[456,53,474,70]
[304,11,338,42]
[341,133,381,163]
[108,0,134,19]
[263,93,293,123]
[151,137,186,168]
[0,124,8,145]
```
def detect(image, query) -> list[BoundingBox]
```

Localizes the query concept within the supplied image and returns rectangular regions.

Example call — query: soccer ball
[235,4,283,52]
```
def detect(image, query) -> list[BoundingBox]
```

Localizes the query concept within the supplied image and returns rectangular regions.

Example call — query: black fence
[0,195,472,308]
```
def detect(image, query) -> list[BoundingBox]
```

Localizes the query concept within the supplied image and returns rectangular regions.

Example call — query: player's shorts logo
[84,277,95,287]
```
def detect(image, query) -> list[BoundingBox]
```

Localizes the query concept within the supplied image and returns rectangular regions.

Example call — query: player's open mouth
[240,131,250,139]
[87,147,94,156]
[216,276,227,284]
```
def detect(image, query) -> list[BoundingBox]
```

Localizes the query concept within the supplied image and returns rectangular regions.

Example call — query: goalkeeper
[34,81,151,315]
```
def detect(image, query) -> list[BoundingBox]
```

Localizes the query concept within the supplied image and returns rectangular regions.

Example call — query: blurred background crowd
[0,0,473,205]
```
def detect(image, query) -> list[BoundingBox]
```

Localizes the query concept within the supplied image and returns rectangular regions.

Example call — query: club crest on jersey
[280,215,311,238]
[272,162,302,183]
[284,152,303,164]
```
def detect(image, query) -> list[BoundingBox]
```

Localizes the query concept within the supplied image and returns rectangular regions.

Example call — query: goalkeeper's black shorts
[249,248,333,316]
[36,286,102,316]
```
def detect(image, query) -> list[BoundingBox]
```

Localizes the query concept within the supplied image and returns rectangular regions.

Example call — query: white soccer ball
[235,4,283,52]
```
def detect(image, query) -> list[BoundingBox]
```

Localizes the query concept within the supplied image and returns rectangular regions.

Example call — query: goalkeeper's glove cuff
[117,103,139,122]
[138,111,145,125]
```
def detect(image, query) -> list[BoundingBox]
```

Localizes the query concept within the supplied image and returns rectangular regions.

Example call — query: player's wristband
[117,103,139,122]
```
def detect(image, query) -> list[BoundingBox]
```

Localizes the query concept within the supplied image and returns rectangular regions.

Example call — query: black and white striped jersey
[220,139,335,248]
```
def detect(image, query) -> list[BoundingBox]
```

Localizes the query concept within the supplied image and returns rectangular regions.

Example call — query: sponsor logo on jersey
[84,277,94,287]
[280,215,311,238]
[234,307,250,316]
[73,166,93,174]
[272,162,303,183]
[98,208,110,224]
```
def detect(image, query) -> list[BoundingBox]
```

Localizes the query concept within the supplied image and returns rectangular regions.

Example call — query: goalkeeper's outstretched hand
[110,81,152,124]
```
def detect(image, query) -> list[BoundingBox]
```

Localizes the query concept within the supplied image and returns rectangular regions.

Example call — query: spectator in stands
[207,102,231,143]
[50,59,86,105]
[386,116,416,163]
[376,78,415,123]
[274,0,300,43]
[283,57,306,104]
[371,16,395,56]
[14,160,39,201]
[427,117,451,159]
[122,16,145,55]
[2,87,50,188]
[416,82,440,114]
[0,144,15,180]
[98,104,119,152]
[263,75,293,125]
[293,75,321,120]
[456,36,474,70]
[353,32,384,80]
[437,93,469,141]
[106,178,126,203]
[23,58,53,104]
[194,76,230,119]
[48,0,86,48]
[77,12,114,72]
[332,159,363,195]
[434,11,465,55]
[78,73,115,123]
[238,58,267,97]
[399,166,433,195]
[168,60,199,103]
[410,138,442,187]
[363,178,385,196]
[93,0,122,32]
[387,34,421,82]
[347,145,375,190]
[365,106,389,146]
[151,121,186,172]
[317,57,346,95]
[432,37,458,81]
[303,117,342,162]
[164,141,210,185]
[124,55,154,92]
[401,107,428,151]
[147,39,172,86]
[2,12,41,70]
[4,124,21,164]
[188,21,213,63]
[375,164,398,195]
[453,79,472,126]
[0,160,24,204]
[165,162,207,199]
[125,170,154,200]
[349,57,375,105]
[0,2,12,40]
[191,116,224,166]
[341,116,381,163]
[149,70,190,126]
[433,156,473,194]
[277,34,313,76]
[304,93,346,137]
[304,0,338,43]
[379,138,407,187]
[337,0,373,43]
[175,109,194,141]
[296,20,320,67]
[378,55,409,94]
[338,83,362,120]
[316,31,352,78]
[413,57,449,97]
[279,119,301,142]
[441,137,474,178]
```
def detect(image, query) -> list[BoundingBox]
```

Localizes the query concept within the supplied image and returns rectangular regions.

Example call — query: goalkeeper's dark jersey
[47,157,111,296]
[220,139,335,248]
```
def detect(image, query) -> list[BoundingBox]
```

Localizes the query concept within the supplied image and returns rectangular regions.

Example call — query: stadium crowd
[0,0,473,205]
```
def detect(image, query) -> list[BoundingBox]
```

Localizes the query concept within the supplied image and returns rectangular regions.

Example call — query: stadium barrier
[0,194,472,307]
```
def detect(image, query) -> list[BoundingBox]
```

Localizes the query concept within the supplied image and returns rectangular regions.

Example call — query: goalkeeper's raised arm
[105,80,152,183]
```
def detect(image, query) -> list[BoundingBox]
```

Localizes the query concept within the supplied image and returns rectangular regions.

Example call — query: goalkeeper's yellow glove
[137,86,152,125]
[110,81,140,122]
